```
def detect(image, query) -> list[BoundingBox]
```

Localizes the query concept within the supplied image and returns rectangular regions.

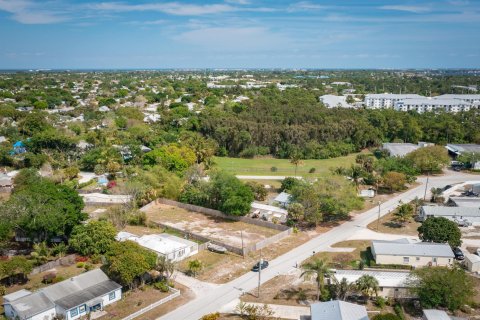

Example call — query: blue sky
[0,0,479,69]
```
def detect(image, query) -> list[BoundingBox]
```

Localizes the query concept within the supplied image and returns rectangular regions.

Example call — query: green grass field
[213,153,359,177]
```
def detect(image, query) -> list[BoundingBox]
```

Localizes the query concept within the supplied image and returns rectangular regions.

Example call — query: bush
[201,313,220,320]
[394,304,405,320]
[270,166,278,172]
[153,281,170,292]
[84,263,93,271]
[76,262,85,268]
[309,167,316,173]
[376,296,386,309]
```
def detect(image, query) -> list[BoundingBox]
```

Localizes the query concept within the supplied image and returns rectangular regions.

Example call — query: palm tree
[331,277,355,301]
[430,187,443,203]
[355,274,379,298]
[188,259,203,278]
[300,259,332,301]
[156,256,175,280]
[290,152,303,178]
[394,203,414,225]
[349,165,364,191]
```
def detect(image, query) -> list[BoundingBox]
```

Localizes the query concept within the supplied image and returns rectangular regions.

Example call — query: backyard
[213,153,359,177]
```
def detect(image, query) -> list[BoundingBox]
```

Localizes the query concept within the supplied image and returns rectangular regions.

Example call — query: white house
[250,202,288,223]
[116,232,198,262]
[419,206,480,225]
[3,269,122,320]
[371,239,454,267]
[465,254,480,273]
[332,269,412,298]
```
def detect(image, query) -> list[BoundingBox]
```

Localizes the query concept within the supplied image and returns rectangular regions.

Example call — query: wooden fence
[30,254,77,275]
[121,288,180,320]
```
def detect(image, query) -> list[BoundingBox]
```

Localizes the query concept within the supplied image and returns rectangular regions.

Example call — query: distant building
[309,300,368,320]
[250,202,288,223]
[3,269,121,320]
[394,97,472,113]
[116,232,198,262]
[365,94,423,109]
[371,239,454,267]
[435,94,480,104]
[446,144,480,169]
[274,192,292,208]
[319,95,354,109]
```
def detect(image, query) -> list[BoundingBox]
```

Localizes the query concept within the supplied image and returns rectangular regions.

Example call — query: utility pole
[423,171,430,201]
[376,201,382,231]
[257,251,263,298]
[241,231,245,259]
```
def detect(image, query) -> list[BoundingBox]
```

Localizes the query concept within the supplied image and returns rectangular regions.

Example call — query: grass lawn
[367,212,421,236]
[213,153,359,177]
[304,240,373,269]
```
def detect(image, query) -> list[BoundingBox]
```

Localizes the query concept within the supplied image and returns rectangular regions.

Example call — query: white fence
[121,288,180,320]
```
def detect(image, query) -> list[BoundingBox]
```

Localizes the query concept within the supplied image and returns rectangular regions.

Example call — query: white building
[382,142,433,157]
[365,94,423,109]
[465,254,480,273]
[435,94,480,104]
[3,269,121,320]
[319,95,354,109]
[309,300,368,320]
[116,232,198,262]
[394,97,472,113]
[419,206,480,225]
[250,202,288,223]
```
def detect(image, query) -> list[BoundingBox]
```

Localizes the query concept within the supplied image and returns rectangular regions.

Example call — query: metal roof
[54,280,121,310]
[423,309,452,320]
[399,98,471,106]
[10,292,55,319]
[446,144,480,155]
[333,269,411,288]
[274,192,292,204]
[436,94,480,100]
[3,289,32,302]
[310,300,368,320]
[372,239,454,258]
[421,206,480,217]
[449,197,480,208]
[382,143,420,157]
[365,94,423,99]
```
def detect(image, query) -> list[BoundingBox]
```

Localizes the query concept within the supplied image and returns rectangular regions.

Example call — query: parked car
[453,247,465,260]
[252,260,269,272]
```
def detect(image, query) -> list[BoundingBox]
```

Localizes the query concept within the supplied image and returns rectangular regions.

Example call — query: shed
[274,192,291,207]
[465,254,480,272]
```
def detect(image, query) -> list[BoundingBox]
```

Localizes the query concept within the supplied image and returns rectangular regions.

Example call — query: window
[79,305,86,313]
[70,308,78,317]
[403,257,409,264]
[433,258,437,263]
[109,291,116,301]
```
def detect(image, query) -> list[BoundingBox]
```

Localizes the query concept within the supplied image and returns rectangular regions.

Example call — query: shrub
[270,166,278,172]
[201,313,220,320]
[84,263,93,271]
[75,256,88,263]
[154,281,170,292]
[376,296,386,309]
[309,167,316,173]
[76,262,85,268]
[394,304,405,320]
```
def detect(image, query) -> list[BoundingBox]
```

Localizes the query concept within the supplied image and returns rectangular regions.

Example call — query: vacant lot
[367,211,421,236]
[304,240,372,269]
[214,153,359,177]
[144,203,279,247]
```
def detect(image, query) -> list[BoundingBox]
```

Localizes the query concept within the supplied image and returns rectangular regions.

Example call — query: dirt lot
[102,282,194,320]
[304,240,372,269]
[367,211,421,236]
[144,203,279,247]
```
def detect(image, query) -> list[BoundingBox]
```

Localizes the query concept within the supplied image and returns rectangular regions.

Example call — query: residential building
[464,254,480,272]
[116,232,198,262]
[446,144,480,169]
[448,197,480,208]
[382,142,433,157]
[309,300,368,320]
[274,191,292,208]
[422,309,465,320]
[371,239,454,267]
[3,269,121,320]
[332,269,412,298]
[250,202,288,223]
[365,94,423,109]
[419,206,480,225]
[319,95,354,109]
[394,98,472,113]
[435,94,480,104]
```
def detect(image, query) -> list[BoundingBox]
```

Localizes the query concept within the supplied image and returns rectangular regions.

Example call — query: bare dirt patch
[367,212,421,236]
[144,203,279,247]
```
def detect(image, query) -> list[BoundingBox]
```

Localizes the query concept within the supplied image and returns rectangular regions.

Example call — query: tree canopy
[69,220,117,256]
[417,217,462,247]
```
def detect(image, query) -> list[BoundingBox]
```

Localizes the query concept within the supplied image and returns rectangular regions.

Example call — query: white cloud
[288,1,326,12]
[0,0,68,24]
[91,2,237,15]
[380,5,431,13]
[224,0,250,5]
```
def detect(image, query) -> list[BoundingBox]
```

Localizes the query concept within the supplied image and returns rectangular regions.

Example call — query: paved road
[160,171,473,320]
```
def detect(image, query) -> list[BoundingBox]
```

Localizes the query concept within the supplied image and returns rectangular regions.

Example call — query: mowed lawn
[213,153,359,177]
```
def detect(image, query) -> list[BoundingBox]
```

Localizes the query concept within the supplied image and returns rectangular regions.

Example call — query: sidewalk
[173,272,220,297]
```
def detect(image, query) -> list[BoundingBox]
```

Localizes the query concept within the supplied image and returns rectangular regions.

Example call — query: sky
[0,0,479,69]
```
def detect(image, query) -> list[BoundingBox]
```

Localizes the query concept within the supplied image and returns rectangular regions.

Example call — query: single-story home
[419,206,480,225]
[309,300,368,320]
[371,239,454,267]
[446,144,480,170]
[116,232,198,262]
[3,269,121,320]
[465,254,480,273]
[274,192,291,208]
[250,202,288,223]
[332,269,412,298]
[448,197,480,208]
[382,142,433,157]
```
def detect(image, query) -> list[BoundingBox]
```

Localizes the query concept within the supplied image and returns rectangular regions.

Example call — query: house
[332,269,412,298]
[309,300,368,320]
[3,269,122,320]
[274,192,292,208]
[382,141,434,157]
[419,206,480,225]
[448,197,480,208]
[446,144,480,170]
[465,254,480,272]
[422,309,465,320]
[116,232,198,262]
[371,239,454,267]
[250,202,288,223]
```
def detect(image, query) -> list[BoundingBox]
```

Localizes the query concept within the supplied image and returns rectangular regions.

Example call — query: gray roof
[423,309,453,320]
[382,143,420,157]
[3,289,32,302]
[436,94,480,101]
[55,280,121,310]
[365,94,422,99]
[446,144,480,155]
[10,292,55,319]
[274,192,291,204]
[333,269,411,288]
[421,206,480,217]
[449,197,480,208]
[310,300,368,320]
[399,98,471,106]
[372,239,454,258]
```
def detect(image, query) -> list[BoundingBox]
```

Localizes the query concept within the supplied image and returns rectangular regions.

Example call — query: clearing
[144,203,279,248]
[367,212,421,236]
[213,154,358,177]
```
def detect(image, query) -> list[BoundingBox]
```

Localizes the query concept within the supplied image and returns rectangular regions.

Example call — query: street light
[376,201,382,231]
